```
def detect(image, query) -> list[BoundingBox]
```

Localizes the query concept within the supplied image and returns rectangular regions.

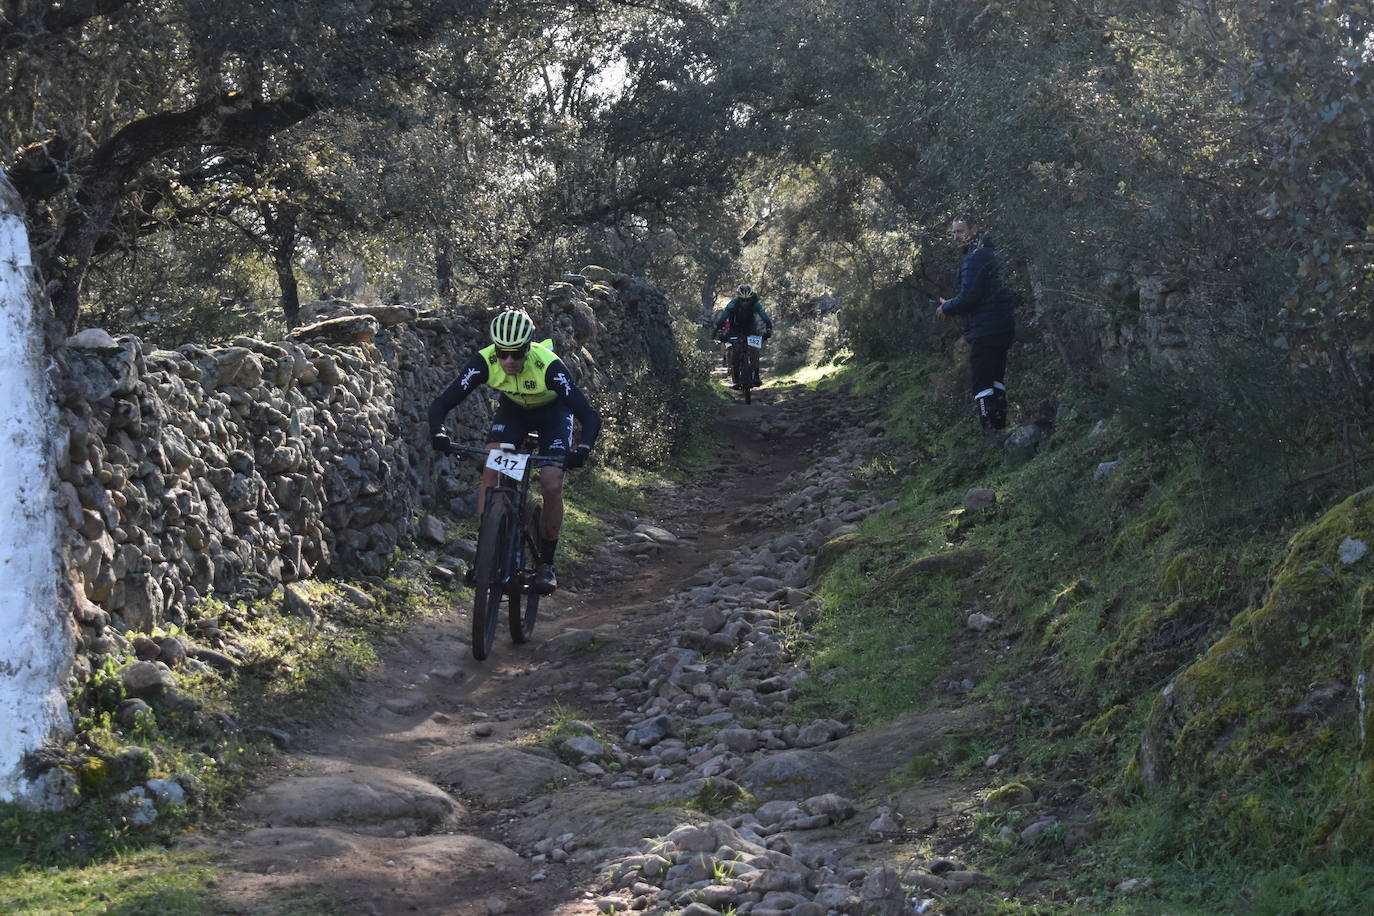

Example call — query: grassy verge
[0,558,460,910]
[787,338,1374,912]
[0,848,228,916]
[559,462,660,563]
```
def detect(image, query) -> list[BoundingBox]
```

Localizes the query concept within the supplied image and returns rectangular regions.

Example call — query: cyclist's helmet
[737,284,753,297]
[489,309,535,350]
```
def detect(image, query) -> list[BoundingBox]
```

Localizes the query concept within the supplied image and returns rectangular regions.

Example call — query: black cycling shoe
[730,382,742,390]
[534,563,558,595]
[463,565,476,587]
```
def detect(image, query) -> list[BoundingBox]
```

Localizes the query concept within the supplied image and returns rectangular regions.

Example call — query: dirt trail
[197,381,858,915]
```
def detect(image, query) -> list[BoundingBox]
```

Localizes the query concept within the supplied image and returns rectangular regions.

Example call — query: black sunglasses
[496,345,529,359]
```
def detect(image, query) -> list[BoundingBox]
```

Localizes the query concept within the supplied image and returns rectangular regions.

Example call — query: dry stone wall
[52,267,677,668]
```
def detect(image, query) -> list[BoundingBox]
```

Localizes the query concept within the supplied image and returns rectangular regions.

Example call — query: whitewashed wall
[0,173,74,806]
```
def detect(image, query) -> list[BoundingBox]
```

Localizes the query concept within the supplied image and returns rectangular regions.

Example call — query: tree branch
[0,0,138,51]
[47,90,322,332]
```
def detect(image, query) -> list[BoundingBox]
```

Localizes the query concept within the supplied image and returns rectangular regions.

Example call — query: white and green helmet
[489,309,536,349]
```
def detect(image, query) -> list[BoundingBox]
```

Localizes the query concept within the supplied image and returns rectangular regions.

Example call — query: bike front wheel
[509,500,542,643]
[471,497,511,660]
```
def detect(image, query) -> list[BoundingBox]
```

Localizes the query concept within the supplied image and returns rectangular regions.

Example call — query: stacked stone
[52,267,677,665]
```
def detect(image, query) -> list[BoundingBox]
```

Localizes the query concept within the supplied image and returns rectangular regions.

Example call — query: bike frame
[722,334,763,393]
[452,442,563,595]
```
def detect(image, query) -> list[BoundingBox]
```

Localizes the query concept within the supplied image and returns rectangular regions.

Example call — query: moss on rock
[985,781,1035,811]
[811,532,869,582]
[1137,488,1374,831]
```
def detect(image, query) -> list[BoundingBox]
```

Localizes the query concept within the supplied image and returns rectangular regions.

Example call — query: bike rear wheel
[509,500,542,643]
[471,497,510,661]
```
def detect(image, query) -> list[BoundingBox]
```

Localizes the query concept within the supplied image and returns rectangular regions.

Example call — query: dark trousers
[968,331,1014,429]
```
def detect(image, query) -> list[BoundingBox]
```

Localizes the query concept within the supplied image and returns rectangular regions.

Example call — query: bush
[770,313,842,374]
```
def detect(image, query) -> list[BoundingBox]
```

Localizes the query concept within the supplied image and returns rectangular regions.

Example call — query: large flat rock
[241,762,462,831]
[737,750,858,802]
[505,779,725,855]
[210,827,526,916]
[415,744,578,803]
[228,826,522,876]
[819,705,993,790]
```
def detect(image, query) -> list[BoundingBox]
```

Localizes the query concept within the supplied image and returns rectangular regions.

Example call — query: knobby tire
[471,497,510,661]
[730,343,752,403]
[509,500,542,643]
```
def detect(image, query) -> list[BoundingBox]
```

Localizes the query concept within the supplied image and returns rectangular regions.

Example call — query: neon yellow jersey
[478,338,560,407]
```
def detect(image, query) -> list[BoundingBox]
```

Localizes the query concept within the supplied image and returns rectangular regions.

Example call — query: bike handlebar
[441,442,570,468]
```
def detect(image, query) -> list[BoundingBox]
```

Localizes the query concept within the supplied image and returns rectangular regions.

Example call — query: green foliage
[594,370,698,471]
[792,340,1374,907]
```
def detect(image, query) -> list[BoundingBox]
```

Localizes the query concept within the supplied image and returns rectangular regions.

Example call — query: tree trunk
[44,92,320,334]
[276,253,302,330]
[436,237,454,301]
[264,204,302,328]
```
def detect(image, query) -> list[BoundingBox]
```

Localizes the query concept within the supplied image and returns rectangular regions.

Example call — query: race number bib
[486,449,528,481]
[747,335,763,348]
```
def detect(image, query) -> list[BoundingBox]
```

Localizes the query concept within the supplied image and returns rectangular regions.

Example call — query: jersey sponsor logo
[459,367,480,388]
[553,372,571,396]
[523,380,537,389]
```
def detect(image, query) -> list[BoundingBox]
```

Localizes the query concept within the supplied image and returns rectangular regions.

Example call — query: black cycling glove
[431,432,451,453]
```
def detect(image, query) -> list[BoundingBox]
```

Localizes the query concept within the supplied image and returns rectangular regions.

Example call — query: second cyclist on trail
[713,284,774,389]
[429,308,602,594]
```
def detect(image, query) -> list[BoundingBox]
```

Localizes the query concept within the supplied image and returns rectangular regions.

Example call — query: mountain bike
[721,333,765,404]
[440,440,566,660]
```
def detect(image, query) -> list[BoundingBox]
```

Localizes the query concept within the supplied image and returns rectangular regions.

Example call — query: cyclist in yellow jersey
[429,309,602,594]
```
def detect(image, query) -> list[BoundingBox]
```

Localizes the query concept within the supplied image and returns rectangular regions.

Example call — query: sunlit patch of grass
[768,352,851,390]
[556,462,664,563]
[0,848,229,915]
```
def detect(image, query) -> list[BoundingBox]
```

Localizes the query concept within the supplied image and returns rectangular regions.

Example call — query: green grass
[792,523,963,725]
[782,339,1374,912]
[765,351,851,390]
[0,848,229,915]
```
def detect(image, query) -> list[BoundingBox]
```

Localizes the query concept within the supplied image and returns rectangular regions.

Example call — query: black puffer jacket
[939,233,1017,340]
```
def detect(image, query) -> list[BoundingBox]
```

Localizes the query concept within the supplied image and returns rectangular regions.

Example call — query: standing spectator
[935,217,1017,430]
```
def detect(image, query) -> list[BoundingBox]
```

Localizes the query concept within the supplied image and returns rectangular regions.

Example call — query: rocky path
[193,380,997,915]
